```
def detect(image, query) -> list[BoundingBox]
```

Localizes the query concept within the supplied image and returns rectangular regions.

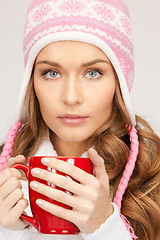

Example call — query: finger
[35,198,81,225]
[9,198,29,221]
[31,168,85,196]
[0,177,22,201]
[30,181,90,212]
[40,157,95,185]
[3,198,29,231]
[0,188,24,214]
[0,168,22,187]
[7,155,26,168]
[88,148,108,180]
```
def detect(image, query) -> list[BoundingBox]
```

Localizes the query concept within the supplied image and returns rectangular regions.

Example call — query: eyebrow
[36,59,110,68]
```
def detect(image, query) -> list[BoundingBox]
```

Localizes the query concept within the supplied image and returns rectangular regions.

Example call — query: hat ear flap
[113,126,139,239]
[0,121,22,171]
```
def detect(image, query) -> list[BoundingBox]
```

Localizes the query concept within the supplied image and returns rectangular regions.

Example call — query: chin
[50,127,94,144]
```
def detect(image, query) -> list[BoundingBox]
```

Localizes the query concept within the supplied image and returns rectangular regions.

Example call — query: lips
[58,113,89,125]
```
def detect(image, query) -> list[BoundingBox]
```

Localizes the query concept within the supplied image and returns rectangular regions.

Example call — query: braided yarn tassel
[0,121,22,171]
[113,126,139,239]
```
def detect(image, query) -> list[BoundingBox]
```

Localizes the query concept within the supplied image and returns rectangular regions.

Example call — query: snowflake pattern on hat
[93,3,116,21]
[32,4,52,22]
[58,0,87,13]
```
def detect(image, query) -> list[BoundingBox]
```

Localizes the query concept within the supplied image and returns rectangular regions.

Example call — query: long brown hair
[1,73,160,239]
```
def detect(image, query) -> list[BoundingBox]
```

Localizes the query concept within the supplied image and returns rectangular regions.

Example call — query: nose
[61,76,83,106]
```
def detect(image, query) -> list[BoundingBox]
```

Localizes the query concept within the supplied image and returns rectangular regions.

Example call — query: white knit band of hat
[16,31,136,127]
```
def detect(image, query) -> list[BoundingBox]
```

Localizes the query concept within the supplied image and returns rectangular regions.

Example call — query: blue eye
[86,69,102,79]
[42,70,60,79]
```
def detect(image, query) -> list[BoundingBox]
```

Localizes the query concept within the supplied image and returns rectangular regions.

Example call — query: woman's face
[34,41,116,145]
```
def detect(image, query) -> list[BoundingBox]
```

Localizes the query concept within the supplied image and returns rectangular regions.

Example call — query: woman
[0,0,160,239]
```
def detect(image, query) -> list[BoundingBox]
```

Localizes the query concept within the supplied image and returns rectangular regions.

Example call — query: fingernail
[31,169,40,176]
[41,158,50,165]
[36,199,44,206]
[30,181,38,189]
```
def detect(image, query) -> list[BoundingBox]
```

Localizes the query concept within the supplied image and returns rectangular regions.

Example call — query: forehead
[36,40,109,62]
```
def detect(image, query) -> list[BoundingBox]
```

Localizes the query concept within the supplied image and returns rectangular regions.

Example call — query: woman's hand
[0,155,29,231]
[30,148,113,234]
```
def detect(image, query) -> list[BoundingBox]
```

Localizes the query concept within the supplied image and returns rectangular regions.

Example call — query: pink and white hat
[17,0,136,126]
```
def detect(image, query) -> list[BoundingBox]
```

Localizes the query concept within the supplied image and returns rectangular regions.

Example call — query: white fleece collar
[33,133,89,158]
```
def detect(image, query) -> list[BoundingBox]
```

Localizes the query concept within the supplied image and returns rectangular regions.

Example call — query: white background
[0,0,160,144]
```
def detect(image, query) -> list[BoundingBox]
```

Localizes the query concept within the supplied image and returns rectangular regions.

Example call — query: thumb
[88,148,108,180]
[7,155,26,168]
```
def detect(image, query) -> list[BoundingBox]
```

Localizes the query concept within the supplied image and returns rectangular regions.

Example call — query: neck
[50,133,92,157]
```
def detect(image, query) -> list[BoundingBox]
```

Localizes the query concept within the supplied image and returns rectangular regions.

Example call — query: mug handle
[12,164,38,230]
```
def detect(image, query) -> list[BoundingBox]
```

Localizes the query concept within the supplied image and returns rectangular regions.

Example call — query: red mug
[12,156,93,234]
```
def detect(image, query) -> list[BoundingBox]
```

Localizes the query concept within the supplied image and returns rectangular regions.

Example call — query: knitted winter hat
[16,0,136,126]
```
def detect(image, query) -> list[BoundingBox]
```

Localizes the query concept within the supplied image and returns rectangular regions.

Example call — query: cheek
[103,88,115,111]
[34,83,54,119]
[34,87,45,111]
[91,82,115,116]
